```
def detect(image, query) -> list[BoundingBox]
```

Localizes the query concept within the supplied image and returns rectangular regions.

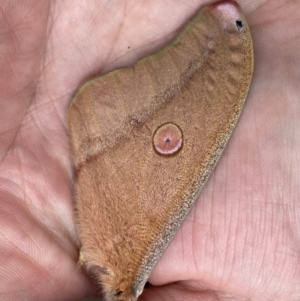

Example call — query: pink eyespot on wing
[153,123,183,156]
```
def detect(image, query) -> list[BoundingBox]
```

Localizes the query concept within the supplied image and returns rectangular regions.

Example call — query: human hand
[0,1,299,300]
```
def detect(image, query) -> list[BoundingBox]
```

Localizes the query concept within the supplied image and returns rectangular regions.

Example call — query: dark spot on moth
[236,19,243,32]
[115,289,123,297]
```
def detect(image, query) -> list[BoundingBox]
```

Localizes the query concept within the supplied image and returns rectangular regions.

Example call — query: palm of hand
[0,1,299,300]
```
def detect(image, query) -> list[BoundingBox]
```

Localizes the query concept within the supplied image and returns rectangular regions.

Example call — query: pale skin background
[0,0,299,300]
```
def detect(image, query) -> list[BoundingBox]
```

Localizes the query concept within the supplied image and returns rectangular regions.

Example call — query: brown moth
[68,1,253,300]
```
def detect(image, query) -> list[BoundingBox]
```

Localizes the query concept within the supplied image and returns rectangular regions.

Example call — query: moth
[68,1,253,300]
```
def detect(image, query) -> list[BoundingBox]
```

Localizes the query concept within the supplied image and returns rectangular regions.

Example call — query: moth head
[99,274,139,301]
[82,264,138,301]
[79,250,144,301]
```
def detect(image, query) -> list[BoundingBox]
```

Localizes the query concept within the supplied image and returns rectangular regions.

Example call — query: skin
[0,0,299,300]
